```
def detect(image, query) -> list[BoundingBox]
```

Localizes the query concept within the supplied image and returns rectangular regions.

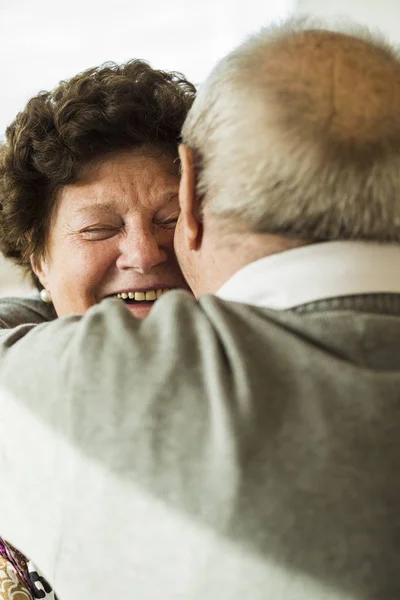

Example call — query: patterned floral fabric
[0,539,58,600]
[0,540,31,598]
[0,554,32,600]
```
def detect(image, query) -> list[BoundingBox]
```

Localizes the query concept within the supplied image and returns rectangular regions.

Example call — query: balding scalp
[183,18,400,242]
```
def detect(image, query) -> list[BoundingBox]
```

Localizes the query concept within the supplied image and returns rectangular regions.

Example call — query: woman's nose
[116,228,168,274]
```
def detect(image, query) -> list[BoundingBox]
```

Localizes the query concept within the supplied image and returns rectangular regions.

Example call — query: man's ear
[178,144,203,251]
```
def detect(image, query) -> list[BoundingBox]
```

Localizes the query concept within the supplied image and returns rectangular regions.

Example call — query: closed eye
[80,226,122,241]
[154,213,180,230]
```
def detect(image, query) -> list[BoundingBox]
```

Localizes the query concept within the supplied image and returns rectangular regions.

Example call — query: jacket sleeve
[0,293,226,598]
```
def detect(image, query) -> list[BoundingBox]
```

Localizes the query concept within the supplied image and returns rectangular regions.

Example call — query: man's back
[1,291,400,600]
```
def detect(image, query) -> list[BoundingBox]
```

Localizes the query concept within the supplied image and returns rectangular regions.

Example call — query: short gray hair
[182,17,400,242]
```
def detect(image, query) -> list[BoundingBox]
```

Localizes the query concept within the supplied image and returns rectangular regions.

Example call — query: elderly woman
[0,59,195,599]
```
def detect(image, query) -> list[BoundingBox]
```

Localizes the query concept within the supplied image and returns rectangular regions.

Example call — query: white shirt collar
[216,241,400,309]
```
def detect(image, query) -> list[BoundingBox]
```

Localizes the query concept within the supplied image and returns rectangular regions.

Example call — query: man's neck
[195,230,308,296]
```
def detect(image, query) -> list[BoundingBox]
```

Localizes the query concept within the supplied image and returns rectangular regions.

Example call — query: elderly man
[1,19,400,600]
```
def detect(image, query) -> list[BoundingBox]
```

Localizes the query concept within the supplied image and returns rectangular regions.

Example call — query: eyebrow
[74,201,119,215]
[160,191,179,202]
[74,191,179,215]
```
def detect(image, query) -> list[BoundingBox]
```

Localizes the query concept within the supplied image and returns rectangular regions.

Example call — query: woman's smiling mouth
[113,288,170,302]
[106,287,172,317]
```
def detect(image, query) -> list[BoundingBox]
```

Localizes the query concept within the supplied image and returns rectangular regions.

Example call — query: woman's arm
[0,295,56,330]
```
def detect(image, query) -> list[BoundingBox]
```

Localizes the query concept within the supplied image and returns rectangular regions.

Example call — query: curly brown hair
[0,60,196,285]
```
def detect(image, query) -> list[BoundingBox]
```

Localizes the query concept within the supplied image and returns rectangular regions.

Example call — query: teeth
[115,288,170,301]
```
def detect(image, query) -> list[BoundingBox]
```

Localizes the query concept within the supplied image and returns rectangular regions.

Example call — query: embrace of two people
[1,16,400,600]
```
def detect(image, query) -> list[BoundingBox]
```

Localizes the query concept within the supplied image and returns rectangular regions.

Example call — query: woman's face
[35,147,189,318]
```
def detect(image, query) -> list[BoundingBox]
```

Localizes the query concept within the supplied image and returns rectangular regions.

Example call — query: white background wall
[0,0,293,294]
[0,0,294,138]
[296,0,400,43]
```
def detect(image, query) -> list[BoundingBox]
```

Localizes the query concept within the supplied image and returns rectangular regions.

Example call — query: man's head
[175,19,400,296]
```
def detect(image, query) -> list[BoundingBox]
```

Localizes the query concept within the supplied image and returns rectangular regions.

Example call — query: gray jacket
[0,292,399,600]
